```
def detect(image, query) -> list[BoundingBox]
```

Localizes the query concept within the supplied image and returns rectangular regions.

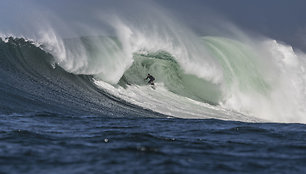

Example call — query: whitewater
[6,14,304,124]
[1,12,306,123]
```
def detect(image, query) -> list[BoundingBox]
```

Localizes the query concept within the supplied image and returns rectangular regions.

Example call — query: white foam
[94,80,263,122]
[220,39,306,123]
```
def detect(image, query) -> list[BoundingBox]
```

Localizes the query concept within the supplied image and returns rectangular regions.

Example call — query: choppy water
[1,114,306,174]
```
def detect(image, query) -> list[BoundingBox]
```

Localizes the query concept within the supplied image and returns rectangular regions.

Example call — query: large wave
[1,3,306,123]
[2,30,306,123]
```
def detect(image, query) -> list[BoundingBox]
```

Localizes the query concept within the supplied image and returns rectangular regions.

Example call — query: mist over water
[1,0,306,123]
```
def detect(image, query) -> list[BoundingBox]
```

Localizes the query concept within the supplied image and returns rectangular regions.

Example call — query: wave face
[0,37,160,118]
[1,21,306,123]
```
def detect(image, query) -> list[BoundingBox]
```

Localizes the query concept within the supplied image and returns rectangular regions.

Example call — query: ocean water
[1,114,306,174]
[1,11,306,173]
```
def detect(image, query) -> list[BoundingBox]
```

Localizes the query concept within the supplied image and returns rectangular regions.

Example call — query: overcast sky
[1,0,306,50]
[158,0,306,49]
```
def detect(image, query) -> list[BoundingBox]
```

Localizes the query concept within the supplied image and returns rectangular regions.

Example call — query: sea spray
[22,23,306,123]
[204,37,306,123]
[1,1,306,123]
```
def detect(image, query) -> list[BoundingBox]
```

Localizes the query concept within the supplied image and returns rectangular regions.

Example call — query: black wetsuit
[145,74,155,84]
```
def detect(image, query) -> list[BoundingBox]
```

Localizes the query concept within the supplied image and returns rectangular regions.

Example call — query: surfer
[144,73,155,85]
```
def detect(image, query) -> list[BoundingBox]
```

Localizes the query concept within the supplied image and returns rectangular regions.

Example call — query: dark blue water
[1,37,306,174]
[1,114,306,174]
